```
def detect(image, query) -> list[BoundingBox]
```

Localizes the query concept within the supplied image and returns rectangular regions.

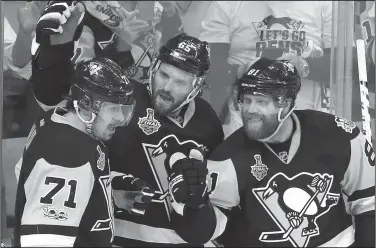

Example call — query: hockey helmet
[157,33,211,77]
[69,57,136,129]
[237,58,301,105]
[148,33,211,112]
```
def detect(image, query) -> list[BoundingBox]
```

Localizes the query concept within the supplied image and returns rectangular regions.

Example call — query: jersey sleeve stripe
[318,225,355,247]
[21,224,78,236]
[347,196,375,215]
[21,233,76,247]
[114,219,186,244]
[348,186,375,202]
[210,206,228,240]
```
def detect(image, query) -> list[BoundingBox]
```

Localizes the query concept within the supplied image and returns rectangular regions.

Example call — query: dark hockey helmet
[148,33,211,112]
[157,33,211,78]
[69,57,135,106]
[69,57,136,126]
[237,58,301,105]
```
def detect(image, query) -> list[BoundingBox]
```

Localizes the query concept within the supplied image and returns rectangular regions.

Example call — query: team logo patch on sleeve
[251,155,269,181]
[138,108,161,135]
[334,116,356,133]
[253,172,340,247]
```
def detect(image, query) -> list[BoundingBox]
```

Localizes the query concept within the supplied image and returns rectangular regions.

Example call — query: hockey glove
[168,149,208,213]
[31,1,85,68]
[112,173,155,216]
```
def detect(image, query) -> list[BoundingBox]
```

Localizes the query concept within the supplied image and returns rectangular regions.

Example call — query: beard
[151,89,185,116]
[242,113,280,140]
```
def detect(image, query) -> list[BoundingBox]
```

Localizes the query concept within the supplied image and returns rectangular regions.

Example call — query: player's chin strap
[147,59,204,114]
[73,100,100,135]
[258,105,296,143]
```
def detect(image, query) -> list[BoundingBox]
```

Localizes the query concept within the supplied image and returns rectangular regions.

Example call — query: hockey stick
[259,177,330,242]
[356,39,372,144]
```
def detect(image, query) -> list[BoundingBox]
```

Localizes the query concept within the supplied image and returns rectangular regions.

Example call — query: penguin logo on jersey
[253,172,340,247]
[138,108,161,135]
[142,135,215,220]
[251,155,269,181]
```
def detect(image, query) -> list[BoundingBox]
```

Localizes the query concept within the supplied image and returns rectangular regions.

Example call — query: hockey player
[14,55,146,247]
[25,2,226,245]
[107,33,227,247]
[14,3,155,247]
[203,58,375,247]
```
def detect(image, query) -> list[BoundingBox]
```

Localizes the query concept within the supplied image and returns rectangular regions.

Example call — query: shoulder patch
[334,116,356,133]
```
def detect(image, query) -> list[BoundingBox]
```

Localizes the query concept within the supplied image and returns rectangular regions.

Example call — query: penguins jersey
[207,110,375,247]
[107,81,226,247]
[14,108,115,247]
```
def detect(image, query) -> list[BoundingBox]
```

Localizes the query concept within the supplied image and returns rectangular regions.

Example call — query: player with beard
[175,57,374,247]
[107,33,226,247]
[14,4,157,246]
[28,10,226,244]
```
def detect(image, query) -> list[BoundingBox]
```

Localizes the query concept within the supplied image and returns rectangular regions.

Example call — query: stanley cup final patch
[138,108,161,135]
[97,145,105,171]
[251,154,269,181]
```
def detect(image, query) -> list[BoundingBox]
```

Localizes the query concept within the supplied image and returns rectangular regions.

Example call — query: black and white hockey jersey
[207,110,375,247]
[14,108,114,247]
[107,81,226,247]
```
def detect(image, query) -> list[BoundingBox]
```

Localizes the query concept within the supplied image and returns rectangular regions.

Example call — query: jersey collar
[263,112,301,164]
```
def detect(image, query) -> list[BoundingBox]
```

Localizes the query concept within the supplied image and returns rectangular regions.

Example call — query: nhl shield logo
[138,108,161,135]
[251,154,268,181]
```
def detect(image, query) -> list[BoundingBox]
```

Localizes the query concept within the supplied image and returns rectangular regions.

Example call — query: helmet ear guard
[78,94,93,113]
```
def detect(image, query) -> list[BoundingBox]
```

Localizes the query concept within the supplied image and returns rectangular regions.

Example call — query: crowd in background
[2,1,375,140]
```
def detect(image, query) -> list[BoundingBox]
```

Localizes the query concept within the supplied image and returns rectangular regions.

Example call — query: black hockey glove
[112,174,155,216]
[31,1,85,68]
[168,149,209,211]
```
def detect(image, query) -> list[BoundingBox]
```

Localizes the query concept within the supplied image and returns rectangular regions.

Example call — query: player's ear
[282,98,292,115]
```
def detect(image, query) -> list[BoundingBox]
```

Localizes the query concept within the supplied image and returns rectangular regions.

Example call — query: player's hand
[112,175,155,216]
[108,8,155,46]
[31,1,86,56]
[17,2,42,34]
[86,2,154,46]
[168,149,208,212]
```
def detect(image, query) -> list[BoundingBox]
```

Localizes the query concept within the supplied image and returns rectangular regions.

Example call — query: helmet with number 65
[148,33,211,116]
